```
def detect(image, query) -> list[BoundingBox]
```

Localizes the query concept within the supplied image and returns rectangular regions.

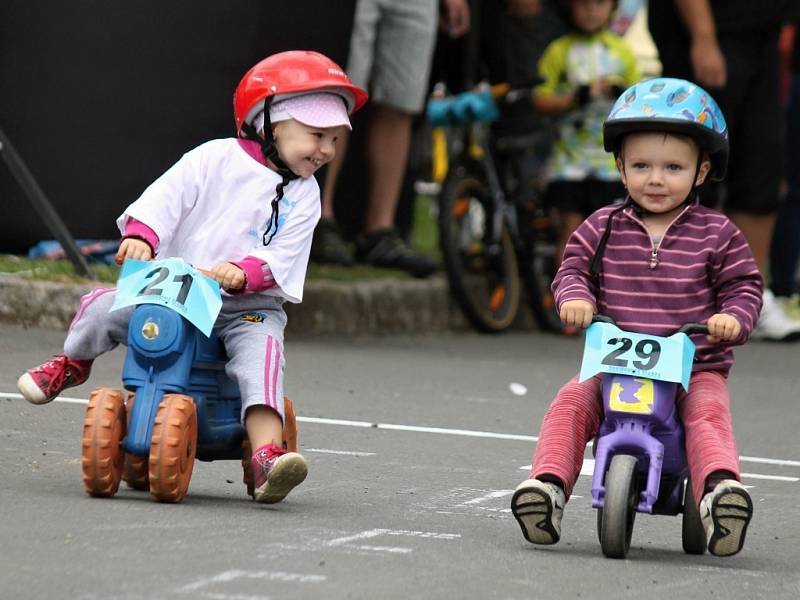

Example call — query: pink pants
[529,371,741,507]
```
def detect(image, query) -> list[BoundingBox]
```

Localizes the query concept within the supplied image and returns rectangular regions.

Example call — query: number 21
[137,267,194,305]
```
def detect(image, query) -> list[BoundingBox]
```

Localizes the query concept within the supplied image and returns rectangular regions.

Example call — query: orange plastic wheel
[81,388,126,497]
[241,397,299,498]
[148,393,197,503]
[122,393,149,490]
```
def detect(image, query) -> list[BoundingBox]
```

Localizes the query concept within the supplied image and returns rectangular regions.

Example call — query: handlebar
[591,315,709,336]
[426,83,533,127]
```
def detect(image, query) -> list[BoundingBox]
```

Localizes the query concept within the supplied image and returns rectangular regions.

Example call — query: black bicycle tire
[438,166,521,332]
[520,238,563,333]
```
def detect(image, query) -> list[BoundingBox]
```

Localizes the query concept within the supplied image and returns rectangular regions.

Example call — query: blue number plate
[578,322,696,390]
[110,258,222,337]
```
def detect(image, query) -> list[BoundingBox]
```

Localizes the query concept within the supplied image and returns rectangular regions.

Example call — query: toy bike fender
[122,304,196,455]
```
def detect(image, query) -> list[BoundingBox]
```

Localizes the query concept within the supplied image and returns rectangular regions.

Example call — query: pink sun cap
[268,92,352,130]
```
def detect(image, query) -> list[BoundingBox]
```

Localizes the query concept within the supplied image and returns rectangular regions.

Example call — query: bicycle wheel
[439,166,520,332]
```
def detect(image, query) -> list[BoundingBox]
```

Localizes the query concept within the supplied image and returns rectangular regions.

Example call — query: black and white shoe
[511,479,565,545]
[700,479,753,557]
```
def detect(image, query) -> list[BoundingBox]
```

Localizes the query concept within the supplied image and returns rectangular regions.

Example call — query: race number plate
[579,321,696,390]
[110,258,222,337]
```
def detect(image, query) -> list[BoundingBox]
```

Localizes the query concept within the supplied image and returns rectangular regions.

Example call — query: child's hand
[706,313,741,343]
[115,238,153,265]
[560,299,595,329]
[208,262,246,292]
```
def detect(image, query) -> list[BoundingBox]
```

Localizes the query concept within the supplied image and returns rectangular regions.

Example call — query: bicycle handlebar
[591,315,709,336]
[426,83,533,127]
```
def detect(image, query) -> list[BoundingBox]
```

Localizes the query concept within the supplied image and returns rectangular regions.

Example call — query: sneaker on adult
[251,443,308,504]
[510,479,566,545]
[17,354,93,405]
[752,289,800,341]
[777,294,800,322]
[311,219,355,266]
[355,228,438,278]
[700,479,753,557]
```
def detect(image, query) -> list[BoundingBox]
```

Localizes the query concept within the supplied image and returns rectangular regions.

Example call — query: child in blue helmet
[511,78,762,557]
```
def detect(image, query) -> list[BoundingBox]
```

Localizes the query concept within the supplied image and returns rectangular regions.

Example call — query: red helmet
[233,50,368,135]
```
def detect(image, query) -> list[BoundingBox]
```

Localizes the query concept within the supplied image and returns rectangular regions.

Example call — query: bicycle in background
[426,83,565,333]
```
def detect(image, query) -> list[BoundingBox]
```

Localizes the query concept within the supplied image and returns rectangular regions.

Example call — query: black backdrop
[0,0,360,253]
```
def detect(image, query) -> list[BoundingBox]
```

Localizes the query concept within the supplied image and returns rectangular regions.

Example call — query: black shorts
[650,22,783,214]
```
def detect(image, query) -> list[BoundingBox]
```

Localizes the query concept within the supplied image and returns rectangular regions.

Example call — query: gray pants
[65,287,288,422]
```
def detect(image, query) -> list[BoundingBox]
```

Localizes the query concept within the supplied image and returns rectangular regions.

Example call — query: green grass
[0,254,419,284]
[0,254,121,283]
[0,195,442,284]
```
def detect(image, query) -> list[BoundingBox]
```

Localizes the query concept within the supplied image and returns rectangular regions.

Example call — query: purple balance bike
[587,316,708,558]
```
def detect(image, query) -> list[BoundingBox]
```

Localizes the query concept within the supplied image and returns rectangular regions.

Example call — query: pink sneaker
[17,354,93,405]
[251,443,307,504]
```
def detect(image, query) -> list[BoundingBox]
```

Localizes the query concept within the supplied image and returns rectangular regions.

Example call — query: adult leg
[770,74,800,298]
[364,105,413,232]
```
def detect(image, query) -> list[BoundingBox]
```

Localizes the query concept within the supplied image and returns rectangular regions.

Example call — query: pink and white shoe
[251,443,307,504]
[17,354,93,405]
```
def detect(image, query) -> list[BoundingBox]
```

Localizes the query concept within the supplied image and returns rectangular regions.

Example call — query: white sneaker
[699,479,753,557]
[752,289,800,341]
[511,479,565,545]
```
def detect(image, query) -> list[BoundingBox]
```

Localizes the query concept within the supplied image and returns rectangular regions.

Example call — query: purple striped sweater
[553,199,763,375]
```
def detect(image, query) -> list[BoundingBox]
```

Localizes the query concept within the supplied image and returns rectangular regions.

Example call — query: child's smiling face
[272,119,345,178]
[618,132,711,216]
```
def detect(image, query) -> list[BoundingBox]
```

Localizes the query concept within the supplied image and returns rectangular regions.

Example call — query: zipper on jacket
[649,244,659,269]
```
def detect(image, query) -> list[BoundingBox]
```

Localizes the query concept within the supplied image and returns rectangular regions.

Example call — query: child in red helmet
[17,50,367,504]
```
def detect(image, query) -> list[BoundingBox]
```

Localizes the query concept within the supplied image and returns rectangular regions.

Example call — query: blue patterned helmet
[603,77,729,180]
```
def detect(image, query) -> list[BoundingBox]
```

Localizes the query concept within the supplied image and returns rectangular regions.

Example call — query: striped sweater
[553,199,763,375]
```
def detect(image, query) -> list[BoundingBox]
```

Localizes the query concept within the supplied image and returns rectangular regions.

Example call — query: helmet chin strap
[240,99,301,246]
[592,152,705,277]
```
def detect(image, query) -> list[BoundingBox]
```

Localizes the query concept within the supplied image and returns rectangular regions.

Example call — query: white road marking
[740,472,799,482]
[2,391,797,479]
[522,459,800,483]
[302,416,539,442]
[305,448,376,457]
[459,490,513,505]
[180,569,326,594]
[326,528,461,554]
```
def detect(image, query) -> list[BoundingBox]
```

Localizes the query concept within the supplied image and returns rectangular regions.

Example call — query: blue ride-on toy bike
[80,258,297,503]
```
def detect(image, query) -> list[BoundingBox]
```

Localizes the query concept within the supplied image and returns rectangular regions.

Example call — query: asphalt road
[1,323,798,600]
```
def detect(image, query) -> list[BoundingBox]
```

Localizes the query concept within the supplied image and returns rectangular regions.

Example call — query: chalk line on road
[1,391,797,479]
